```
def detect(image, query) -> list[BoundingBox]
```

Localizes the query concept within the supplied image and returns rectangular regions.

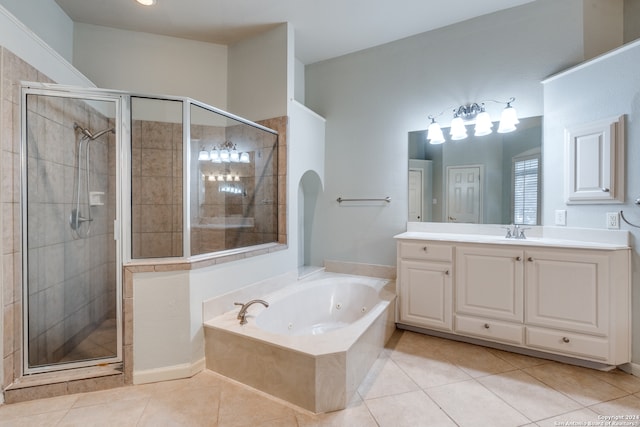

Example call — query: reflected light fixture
[206,141,250,164]
[136,0,156,5]
[426,97,518,144]
[197,148,210,161]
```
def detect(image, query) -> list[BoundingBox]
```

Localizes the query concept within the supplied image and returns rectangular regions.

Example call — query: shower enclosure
[21,84,279,374]
[22,89,122,372]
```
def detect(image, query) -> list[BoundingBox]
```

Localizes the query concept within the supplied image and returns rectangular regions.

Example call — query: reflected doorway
[446,165,483,223]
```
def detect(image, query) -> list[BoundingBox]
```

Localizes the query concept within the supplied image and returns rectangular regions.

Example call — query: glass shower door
[22,88,122,373]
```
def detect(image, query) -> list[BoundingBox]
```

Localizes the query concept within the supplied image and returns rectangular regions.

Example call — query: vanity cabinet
[397,241,453,331]
[455,246,524,322]
[396,236,631,366]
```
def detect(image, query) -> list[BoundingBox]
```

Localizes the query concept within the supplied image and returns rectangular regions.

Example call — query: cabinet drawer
[455,315,523,345]
[399,241,452,262]
[525,326,609,361]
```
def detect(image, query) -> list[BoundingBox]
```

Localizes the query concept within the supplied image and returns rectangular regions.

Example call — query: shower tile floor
[2,330,640,426]
[59,319,118,364]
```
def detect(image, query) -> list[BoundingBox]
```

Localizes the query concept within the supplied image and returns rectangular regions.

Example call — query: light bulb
[220,149,230,162]
[240,152,250,163]
[210,149,221,163]
[450,116,467,140]
[474,111,493,137]
[198,149,210,161]
[498,104,519,133]
[230,148,240,163]
[427,120,445,144]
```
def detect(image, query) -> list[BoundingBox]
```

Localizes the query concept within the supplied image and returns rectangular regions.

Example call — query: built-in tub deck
[203,271,396,413]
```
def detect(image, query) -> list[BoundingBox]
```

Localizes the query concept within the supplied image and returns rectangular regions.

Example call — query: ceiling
[54,0,535,64]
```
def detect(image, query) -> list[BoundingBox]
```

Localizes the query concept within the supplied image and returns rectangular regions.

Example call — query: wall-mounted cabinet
[564,115,625,203]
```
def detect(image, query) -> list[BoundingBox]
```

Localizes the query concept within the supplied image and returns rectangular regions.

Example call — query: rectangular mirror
[408,116,542,225]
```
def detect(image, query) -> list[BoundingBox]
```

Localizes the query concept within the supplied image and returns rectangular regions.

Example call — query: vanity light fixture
[427,97,519,144]
[135,0,156,6]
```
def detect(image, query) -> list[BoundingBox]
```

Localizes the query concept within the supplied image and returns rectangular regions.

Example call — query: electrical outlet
[607,212,620,229]
[554,209,567,226]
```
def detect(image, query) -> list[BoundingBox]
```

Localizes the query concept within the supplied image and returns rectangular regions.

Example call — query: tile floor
[2,330,640,426]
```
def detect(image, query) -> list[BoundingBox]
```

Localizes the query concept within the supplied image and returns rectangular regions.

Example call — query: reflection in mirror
[408,116,542,225]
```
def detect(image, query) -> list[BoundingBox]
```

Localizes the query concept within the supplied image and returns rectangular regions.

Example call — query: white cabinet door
[399,260,452,331]
[565,115,625,203]
[455,246,524,322]
[525,249,609,336]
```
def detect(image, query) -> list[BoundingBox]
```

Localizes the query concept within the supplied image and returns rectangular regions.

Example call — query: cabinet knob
[483,323,490,329]
[515,256,522,261]
[562,337,570,343]
[445,270,450,275]
[527,257,534,262]
[422,246,428,252]
[602,188,610,192]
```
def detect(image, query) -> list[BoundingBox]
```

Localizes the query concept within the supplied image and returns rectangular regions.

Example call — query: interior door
[446,166,481,223]
[408,168,423,221]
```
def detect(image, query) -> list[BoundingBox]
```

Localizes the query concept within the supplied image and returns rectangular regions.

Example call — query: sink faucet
[234,299,269,325]
[502,224,529,239]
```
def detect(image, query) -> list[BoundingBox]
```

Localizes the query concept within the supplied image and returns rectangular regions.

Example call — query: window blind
[513,157,539,225]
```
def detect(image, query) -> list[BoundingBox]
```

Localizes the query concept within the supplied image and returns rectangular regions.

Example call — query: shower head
[74,123,93,139]
[91,127,115,140]
[73,123,115,140]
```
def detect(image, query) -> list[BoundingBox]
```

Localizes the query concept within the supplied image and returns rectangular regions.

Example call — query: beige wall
[583,0,624,61]
[227,24,290,121]
[73,23,228,107]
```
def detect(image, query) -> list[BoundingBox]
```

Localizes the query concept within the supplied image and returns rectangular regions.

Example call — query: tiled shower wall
[2,46,44,389]
[1,46,116,389]
[25,95,115,366]
[131,119,184,258]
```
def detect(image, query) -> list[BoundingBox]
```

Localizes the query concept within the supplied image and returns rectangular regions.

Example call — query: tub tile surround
[3,330,640,426]
[203,269,397,413]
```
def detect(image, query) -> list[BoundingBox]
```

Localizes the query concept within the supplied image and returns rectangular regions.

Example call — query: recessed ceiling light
[136,0,156,6]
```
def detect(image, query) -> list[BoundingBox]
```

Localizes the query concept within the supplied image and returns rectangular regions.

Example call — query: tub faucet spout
[234,299,269,325]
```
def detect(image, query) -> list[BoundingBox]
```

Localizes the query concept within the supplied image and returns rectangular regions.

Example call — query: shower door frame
[20,84,127,375]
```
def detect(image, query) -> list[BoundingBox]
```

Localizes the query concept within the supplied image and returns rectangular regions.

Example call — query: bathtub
[203,272,396,413]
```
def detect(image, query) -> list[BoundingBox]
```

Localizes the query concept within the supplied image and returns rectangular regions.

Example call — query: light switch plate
[555,209,567,226]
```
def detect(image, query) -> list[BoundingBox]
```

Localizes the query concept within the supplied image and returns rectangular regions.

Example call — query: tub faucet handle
[234,299,269,325]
